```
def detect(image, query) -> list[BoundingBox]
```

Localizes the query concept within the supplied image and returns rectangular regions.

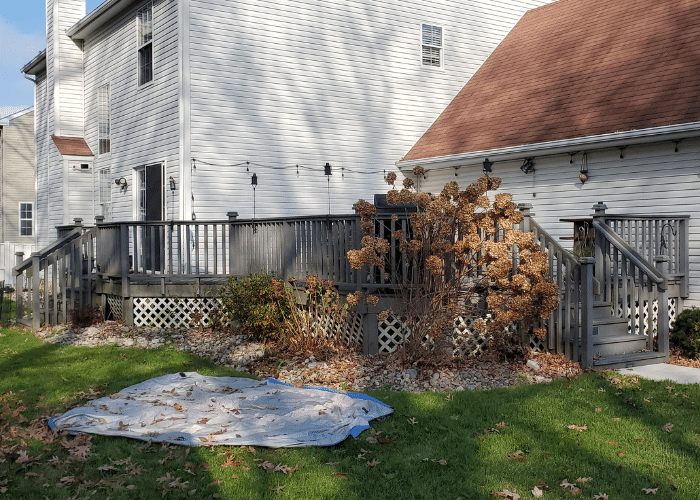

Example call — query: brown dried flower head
[385,171,397,186]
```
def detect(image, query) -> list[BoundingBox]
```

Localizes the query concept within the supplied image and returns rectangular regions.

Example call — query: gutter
[21,49,47,76]
[67,0,140,40]
[396,121,700,170]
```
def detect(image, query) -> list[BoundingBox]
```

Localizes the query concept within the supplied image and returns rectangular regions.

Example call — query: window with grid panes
[98,84,110,153]
[138,3,153,85]
[19,203,33,236]
[421,24,443,68]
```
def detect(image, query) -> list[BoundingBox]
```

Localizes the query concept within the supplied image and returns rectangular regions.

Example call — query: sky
[0,0,102,110]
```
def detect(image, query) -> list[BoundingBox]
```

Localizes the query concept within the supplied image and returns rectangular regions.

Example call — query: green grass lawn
[1,325,699,499]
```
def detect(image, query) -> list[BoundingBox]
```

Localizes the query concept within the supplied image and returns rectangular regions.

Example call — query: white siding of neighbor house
[186,0,553,221]
[413,137,700,307]
[83,0,181,223]
[0,111,36,244]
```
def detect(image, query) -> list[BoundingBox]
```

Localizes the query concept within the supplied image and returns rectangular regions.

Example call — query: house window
[137,3,153,86]
[98,84,111,154]
[421,24,443,68]
[19,203,33,236]
[98,167,112,220]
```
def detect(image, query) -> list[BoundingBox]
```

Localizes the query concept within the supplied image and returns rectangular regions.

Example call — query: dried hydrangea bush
[347,170,559,363]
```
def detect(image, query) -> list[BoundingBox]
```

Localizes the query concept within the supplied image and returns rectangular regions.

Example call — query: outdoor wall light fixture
[520,158,534,174]
[114,177,128,192]
[252,173,258,228]
[169,176,176,191]
[324,163,332,214]
[579,152,589,184]
[482,158,493,174]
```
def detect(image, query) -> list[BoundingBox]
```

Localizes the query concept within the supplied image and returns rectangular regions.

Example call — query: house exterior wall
[412,137,700,307]
[185,0,553,220]
[83,0,181,226]
[0,111,36,244]
[34,70,53,244]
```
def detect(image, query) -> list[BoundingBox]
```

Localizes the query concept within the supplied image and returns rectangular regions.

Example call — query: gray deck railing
[14,225,97,329]
[96,215,365,298]
[604,212,688,298]
[518,205,586,364]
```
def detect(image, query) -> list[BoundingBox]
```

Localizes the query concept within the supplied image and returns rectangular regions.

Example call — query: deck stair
[591,301,647,358]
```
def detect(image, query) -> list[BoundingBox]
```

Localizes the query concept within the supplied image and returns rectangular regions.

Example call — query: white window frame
[98,166,112,221]
[421,23,444,69]
[19,202,33,237]
[98,83,111,154]
[137,2,154,86]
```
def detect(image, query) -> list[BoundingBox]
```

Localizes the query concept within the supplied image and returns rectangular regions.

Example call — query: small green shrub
[670,307,700,358]
[218,271,294,342]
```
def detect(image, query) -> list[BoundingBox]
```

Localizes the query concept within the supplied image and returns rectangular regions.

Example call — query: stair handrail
[592,220,666,289]
[13,227,84,274]
[524,215,579,269]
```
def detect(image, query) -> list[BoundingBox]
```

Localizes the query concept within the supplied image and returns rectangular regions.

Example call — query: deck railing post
[30,252,41,330]
[579,257,595,369]
[227,212,238,276]
[654,255,670,361]
[592,202,607,300]
[120,223,130,299]
[15,251,24,321]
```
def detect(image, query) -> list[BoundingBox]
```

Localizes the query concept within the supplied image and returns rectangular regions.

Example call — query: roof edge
[67,0,141,40]
[0,106,33,125]
[397,121,700,170]
[21,49,47,76]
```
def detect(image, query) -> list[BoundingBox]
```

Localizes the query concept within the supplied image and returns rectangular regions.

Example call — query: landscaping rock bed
[34,322,582,393]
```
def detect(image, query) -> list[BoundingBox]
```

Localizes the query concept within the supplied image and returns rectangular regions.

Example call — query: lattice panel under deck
[376,314,501,356]
[617,298,677,338]
[106,295,123,321]
[133,298,223,328]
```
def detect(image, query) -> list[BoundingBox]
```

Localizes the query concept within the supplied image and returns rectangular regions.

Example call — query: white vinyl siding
[82,0,179,223]
[415,137,700,307]
[19,203,33,236]
[421,24,443,68]
[98,84,111,154]
[187,0,552,220]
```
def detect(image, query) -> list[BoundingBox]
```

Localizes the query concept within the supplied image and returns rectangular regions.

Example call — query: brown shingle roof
[403,0,700,162]
[52,135,93,156]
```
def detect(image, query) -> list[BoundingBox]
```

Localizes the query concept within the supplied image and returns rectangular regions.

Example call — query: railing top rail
[13,227,85,273]
[525,215,579,267]
[604,214,690,220]
[97,213,364,228]
[593,220,665,285]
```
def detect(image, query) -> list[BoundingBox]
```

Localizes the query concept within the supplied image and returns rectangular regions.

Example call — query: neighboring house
[398,0,700,308]
[21,0,553,248]
[0,107,36,284]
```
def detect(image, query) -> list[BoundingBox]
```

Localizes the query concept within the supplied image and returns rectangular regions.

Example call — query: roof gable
[403,0,700,162]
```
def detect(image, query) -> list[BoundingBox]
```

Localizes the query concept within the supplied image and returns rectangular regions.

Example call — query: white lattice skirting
[132,297,224,328]
[616,297,678,337]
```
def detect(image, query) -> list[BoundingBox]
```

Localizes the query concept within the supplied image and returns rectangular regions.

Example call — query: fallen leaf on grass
[618,452,626,457]
[496,422,507,429]
[366,436,378,444]
[566,424,588,432]
[15,450,30,464]
[378,436,397,444]
[576,477,592,483]
[532,486,543,498]
[490,488,520,499]
[662,423,674,433]
[642,487,658,494]
[560,479,582,493]
[507,450,526,462]
[438,459,447,466]
[606,441,617,446]
[332,472,348,479]
[407,417,417,425]
[271,486,285,493]
[207,480,224,487]
[24,472,40,477]
[367,460,380,467]
[593,493,609,499]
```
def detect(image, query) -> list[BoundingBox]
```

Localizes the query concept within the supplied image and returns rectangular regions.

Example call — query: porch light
[252,173,257,225]
[324,163,332,214]
[169,176,176,191]
[579,152,589,184]
[482,158,493,174]
[251,173,258,186]
[114,177,128,192]
[520,158,534,174]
